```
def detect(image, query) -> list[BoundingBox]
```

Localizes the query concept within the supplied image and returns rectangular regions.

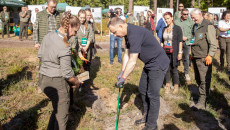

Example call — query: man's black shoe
[142,126,158,130]
[135,114,146,125]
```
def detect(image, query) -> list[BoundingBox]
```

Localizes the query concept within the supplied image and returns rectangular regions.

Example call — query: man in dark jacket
[190,8,217,110]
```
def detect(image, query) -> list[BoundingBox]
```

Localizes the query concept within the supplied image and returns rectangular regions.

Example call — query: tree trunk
[128,0,133,13]
[154,0,157,14]
[198,0,200,7]
[170,0,173,8]
[207,0,210,7]
[176,0,179,11]
[150,0,154,9]
[191,0,195,8]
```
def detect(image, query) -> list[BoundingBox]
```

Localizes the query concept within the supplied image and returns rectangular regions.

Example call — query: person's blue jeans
[110,34,122,62]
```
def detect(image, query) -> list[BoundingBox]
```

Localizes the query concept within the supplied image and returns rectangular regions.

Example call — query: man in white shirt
[218,10,230,74]
[31,8,39,25]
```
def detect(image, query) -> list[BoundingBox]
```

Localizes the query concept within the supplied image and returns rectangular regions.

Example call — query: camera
[109,10,118,18]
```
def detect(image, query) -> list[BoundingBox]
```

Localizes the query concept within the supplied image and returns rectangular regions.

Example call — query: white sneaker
[185,74,191,81]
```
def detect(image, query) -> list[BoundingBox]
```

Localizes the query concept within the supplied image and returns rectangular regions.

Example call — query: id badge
[81,38,87,46]
[227,30,230,35]
[189,37,195,45]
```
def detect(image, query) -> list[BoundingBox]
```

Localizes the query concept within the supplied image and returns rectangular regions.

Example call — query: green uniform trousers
[219,37,230,70]
[2,22,9,38]
[19,22,28,40]
[39,74,70,130]
[192,58,212,102]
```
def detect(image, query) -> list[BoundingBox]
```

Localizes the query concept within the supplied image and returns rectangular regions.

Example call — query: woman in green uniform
[77,9,93,71]
[38,11,81,130]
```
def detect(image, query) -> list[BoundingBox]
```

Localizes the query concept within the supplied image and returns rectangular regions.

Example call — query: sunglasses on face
[179,6,184,7]
[183,13,189,15]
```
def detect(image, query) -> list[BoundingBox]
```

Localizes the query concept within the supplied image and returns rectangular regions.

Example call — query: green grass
[0,47,230,129]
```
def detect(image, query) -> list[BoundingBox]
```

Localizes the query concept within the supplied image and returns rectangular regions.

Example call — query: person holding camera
[161,12,183,94]
[109,8,125,65]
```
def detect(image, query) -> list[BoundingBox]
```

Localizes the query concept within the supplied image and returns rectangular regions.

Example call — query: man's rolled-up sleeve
[207,25,218,57]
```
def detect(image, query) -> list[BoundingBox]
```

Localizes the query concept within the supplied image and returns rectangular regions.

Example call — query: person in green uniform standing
[190,8,217,110]
[77,9,93,71]
[175,8,194,82]
[174,3,184,21]
[38,11,81,130]
[0,6,10,38]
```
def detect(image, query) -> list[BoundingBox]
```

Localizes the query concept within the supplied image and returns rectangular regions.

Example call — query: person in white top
[31,8,39,24]
[218,10,230,72]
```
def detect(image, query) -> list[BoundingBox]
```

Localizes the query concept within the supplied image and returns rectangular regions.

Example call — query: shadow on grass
[213,73,230,89]
[162,123,180,130]
[113,47,125,60]
[208,87,230,129]
[0,66,32,96]
[119,83,139,109]
[212,57,220,70]
[174,103,223,130]
[178,71,186,87]
[70,56,101,129]
[188,84,200,102]
[3,99,49,130]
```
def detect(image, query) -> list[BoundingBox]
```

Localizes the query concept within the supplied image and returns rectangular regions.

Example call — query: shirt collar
[46,9,57,16]
[196,18,204,27]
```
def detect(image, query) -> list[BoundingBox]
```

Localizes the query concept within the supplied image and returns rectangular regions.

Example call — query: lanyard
[56,30,64,39]
[166,26,173,43]
[80,26,85,35]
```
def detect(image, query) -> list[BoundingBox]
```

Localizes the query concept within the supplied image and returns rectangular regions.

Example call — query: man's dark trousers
[139,67,167,128]
[192,58,212,103]
[183,42,190,74]
[2,22,9,38]
[19,22,28,40]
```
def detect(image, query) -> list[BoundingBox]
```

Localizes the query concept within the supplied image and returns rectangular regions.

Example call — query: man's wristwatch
[179,51,183,54]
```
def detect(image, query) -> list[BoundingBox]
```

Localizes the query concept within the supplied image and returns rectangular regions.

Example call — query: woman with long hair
[145,9,155,33]
[77,9,93,71]
[161,12,183,94]
[38,11,81,129]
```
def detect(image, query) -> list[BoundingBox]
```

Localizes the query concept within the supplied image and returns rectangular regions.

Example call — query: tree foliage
[23,0,229,12]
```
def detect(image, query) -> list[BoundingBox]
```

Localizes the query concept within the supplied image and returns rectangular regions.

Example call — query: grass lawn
[0,46,230,129]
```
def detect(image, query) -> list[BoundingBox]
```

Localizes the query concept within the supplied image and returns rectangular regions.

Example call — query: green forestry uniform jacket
[77,24,93,46]
[33,10,60,44]
[175,18,194,45]
[0,11,10,23]
[191,19,217,58]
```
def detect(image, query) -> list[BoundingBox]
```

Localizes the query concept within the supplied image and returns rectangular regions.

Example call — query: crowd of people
[1,0,230,129]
